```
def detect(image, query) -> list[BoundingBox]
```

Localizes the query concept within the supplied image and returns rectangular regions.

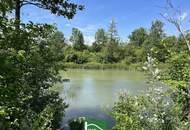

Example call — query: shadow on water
[61,107,115,130]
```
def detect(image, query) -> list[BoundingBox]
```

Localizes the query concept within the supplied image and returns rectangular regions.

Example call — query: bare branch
[160,0,190,51]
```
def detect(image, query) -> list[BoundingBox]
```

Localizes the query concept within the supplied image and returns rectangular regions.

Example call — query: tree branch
[160,0,190,51]
[21,1,47,9]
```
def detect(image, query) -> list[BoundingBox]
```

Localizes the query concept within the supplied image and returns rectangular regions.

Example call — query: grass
[64,62,143,71]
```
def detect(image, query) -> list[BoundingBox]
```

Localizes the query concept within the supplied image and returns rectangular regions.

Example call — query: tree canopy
[70,28,85,51]
[129,27,148,46]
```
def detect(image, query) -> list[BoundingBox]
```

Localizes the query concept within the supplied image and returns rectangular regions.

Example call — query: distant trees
[70,28,86,51]
[129,27,148,46]
[150,20,165,41]
[63,18,188,67]
[95,28,107,44]
[91,28,107,52]
[103,19,120,63]
[142,20,167,62]
[64,19,188,65]
[107,19,119,42]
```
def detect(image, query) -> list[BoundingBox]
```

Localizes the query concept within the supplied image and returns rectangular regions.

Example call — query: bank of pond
[64,62,143,71]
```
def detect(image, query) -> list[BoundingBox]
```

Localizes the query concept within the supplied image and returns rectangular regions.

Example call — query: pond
[57,69,149,129]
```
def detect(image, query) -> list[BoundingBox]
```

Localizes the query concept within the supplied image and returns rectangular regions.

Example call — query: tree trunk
[15,0,21,29]
[180,32,190,52]
[185,40,190,52]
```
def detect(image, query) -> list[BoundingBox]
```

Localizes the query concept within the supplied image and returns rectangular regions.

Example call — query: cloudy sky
[21,0,190,45]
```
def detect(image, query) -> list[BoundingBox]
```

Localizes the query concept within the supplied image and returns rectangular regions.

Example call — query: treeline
[59,19,189,69]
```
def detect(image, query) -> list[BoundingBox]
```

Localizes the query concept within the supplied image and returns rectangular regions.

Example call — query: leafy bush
[112,88,190,130]
[0,18,67,130]
[69,117,86,130]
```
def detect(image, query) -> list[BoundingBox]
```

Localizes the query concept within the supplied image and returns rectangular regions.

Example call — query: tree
[90,28,107,52]
[112,89,185,130]
[7,0,84,29]
[149,20,165,41]
[100,19,120,63]
[159,0,190,122]
[107,19,118,42]
[129,27,148,46]
[0,0,83,129]
[0,0,13,17]
[157,50,190,122]
[160,0,190,51]
[162,36,177,53]
[0,19,68,129]
[144,20,166,62]
[51,31,65,43]
[91,42,102,52]
[70,28,85,51]
[49,30,67,47]
[95,28,107,44]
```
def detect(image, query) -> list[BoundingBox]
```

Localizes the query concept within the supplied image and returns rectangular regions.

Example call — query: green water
[58,69,147,109]
[58,69,148,129]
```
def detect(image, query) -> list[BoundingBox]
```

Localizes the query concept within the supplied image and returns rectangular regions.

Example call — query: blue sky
[21,0,190,44]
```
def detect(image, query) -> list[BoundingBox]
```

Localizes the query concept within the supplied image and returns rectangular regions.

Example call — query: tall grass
[64,62,143,71]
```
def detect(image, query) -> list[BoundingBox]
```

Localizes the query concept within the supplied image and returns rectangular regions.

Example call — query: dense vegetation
[0,0,190,130]
[63,19,189,71]
[110,2,190,129]
[112,51,190,130]
[0,0,83,129]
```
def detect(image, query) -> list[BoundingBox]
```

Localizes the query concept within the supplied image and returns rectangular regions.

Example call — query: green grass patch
[64,62,143,71]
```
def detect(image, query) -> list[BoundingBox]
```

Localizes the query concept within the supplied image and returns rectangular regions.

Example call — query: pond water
[57,69,149,129]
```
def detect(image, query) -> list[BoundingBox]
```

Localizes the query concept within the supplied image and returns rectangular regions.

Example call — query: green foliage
[63,20,170,67]
[112,88,190,130]
[70,28,86,51]
[175,34,190,52]
[107,19,119,42]
[13,0,84,19]
[91,42,103,52]
[102,43,118,63]
[64,62,142,70]
[161,52,190,121]
[0,0,14,16]
[112,92,141,130]
[143,20,167,62]
[112,37,190,130]
[150,20,165,41]
[166,53,190,83]
[69,117,85,130]
[1,0,82,129]
[0,17,67,129]
[95,28,107,44]
[65,49,89,64]
[129,27,148,46]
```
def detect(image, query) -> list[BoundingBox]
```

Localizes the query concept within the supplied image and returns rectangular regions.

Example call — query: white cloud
[179,12,187,21]
[84,35,95,45]
[78,24,98,34]
[75,24,98,45]
[163,13,168,17]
